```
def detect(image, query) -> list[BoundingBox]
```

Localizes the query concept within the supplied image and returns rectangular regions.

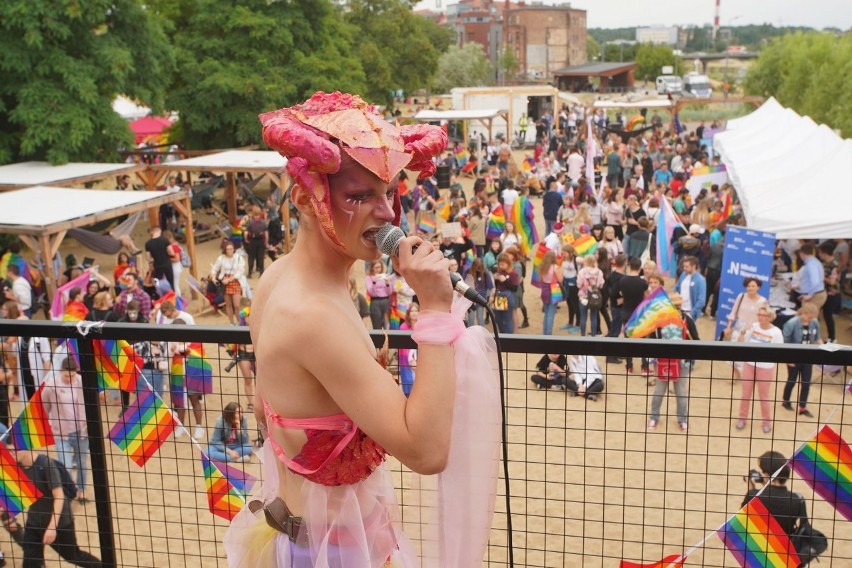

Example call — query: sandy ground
[1,154,850,566]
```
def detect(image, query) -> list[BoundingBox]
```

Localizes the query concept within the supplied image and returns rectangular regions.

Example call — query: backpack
[246,218,267,240]
[586,286,603,310]
[178,245,191,268]
[34,454,78,500]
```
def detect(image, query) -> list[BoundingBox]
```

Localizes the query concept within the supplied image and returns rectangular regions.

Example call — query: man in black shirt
[9,448,102,566]
[614,257,648,373]
[742,450,807,537]
[606,254,627,363]
[144,227,174,292]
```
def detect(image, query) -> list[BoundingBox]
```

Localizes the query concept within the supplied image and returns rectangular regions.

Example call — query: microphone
[375,224,489,308]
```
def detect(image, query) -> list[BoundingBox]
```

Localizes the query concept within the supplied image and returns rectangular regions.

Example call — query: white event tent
[714,98,852,239]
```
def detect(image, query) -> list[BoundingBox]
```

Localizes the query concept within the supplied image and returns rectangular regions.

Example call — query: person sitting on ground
[207,401,254,463]
[741,450,808,537]
[566,354,604,401]
[530,353,568,390]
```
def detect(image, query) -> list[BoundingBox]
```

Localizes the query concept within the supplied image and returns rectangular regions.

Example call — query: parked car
[655,75,683,95]
[683,74,713,98]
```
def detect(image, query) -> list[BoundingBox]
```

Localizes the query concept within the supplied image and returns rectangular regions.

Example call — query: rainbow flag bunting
[791,424,852,521]
[201,452,247,521]
[718,497,799,567]
[109,385,176,467]
[93,339,142,393]
[486,204,506,240]
[0,444,42,517]
[185,343,213,395]
[564,233,598,257]
[210,457,257,498]
[509,197,538,257]
[625,287,684,339]
[8,384,55,451]
[619,554,686,568]
[418,210,437,235]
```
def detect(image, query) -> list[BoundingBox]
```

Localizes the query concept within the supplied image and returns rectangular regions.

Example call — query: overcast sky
[414,0,852,30]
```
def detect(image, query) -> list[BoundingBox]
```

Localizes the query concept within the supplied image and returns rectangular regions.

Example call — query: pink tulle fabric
[224,297,500,567]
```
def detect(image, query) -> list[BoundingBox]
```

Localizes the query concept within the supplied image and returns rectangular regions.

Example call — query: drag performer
[224,92,501,567]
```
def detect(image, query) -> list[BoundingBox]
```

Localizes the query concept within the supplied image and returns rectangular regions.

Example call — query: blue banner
[714,226,776,340]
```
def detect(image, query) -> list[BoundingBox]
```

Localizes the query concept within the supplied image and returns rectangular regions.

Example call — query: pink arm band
[411,311,466,345]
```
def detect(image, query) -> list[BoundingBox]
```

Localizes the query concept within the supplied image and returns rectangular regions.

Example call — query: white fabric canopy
[0,161,138,188]
[415,109,506,121]
[0,186,171,228]
[159,150,286,170]
[715,99,851,238]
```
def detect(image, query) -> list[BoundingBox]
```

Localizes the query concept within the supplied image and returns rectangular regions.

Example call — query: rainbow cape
[185,343,213,395]
[93,339,142,393]
[8,384,55,450]
[718,497,799,567]
[619,554,686,568]
[62,300,89,322]
[201,452,247,521]
[791,424,852,521]
[509,197,538,257]
[564,233,598,257]
[530,243,564,304]
[0,252,31,282]
[624,288,684,339]
[0,444,42,517]
[109,385,176,467]
[418,210,437,234]
[486,204,506,240]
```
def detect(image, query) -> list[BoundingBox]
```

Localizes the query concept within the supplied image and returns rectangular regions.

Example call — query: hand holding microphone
[376,225,489,309]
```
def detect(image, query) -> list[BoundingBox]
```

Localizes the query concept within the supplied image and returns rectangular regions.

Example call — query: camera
[224,358,238,373]
[743,468,764,484]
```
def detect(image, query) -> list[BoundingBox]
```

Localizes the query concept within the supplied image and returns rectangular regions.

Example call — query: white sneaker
[174,426,187,439]
[193,425,205,441]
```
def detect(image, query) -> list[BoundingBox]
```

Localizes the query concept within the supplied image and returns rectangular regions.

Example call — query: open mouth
[362,228,381,243]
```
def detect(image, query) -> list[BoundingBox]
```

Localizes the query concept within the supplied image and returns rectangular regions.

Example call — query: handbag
[720,293,744,341]
[791,524,828,566]
[494,292,510,311]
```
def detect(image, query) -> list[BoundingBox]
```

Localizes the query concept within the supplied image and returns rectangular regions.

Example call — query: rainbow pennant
[718,497,799,567]
[185,343,213,395]
[93,339,142,393]
[509,197,538,257]
[624,288,684,339]
[486,204,506,240]
[8,384,55,450]
[0,252,31,282]
[201,452,247,521]
[418,210,437,234]
[0,444,42,517]
[564,234,598,257]
[109,385,176,467]
[791,424,852,521]
[209,456,257,498]
[619,554,686,568]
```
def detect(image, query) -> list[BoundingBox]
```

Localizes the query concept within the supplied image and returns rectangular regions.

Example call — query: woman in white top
[603,189,625,240]
[601,226,624,261]
[576,255,605,337]
[500,221,521,251]
[725,277,770,378]
[210,240,246,325]
[737,306,783,434]
[587,195,603,227]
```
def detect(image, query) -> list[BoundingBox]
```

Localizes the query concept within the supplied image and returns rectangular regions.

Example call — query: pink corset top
[263,401,386,487]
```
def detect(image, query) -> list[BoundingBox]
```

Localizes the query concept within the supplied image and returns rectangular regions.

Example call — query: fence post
[76,336,118,568]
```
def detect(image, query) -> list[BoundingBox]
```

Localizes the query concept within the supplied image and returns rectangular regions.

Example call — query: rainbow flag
[530,242,548,286]
[418,210,437,234]
[0,252,31,282]
[486,204,506,240]
[93,339,142,393]
[185,343,213,394]
[230,224,243,247]
[109,385,176,467]
[50,271,91,320]
[718,497,799,567]
[62,300,89,322]
[791,424,852,521]
[509,197,538,257]
[564,233,598,257]
[54,338,80,369]
[389,303,404,330]
[153,289,188,312]
[201,452,246,521]
[238,306,251,326]
[170,353,186,409]
[0,444,42,517]
[620,554,686,568]
[8,384,55,450]
[625,288,684,339]
[210,457,257,498]
[548,279,564,304]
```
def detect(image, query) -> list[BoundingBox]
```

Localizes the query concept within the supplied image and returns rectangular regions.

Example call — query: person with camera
[530,353,569,390]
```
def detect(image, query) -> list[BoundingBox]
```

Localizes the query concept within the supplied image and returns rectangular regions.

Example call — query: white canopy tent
[0,161,144,191]
[715,98,852,238]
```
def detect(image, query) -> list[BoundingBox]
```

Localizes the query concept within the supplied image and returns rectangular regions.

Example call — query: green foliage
[0,0,175,164]
[635,44,678,81]
[602,42,636,62]
[433,43,493,92]
[155,0,366,150]
[344,0,453,105]
[744,31,852,137]
[587,28,636,45]
[586,35,601,61]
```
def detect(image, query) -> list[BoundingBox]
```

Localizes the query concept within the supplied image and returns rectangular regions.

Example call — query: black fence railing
[0,320,849,567]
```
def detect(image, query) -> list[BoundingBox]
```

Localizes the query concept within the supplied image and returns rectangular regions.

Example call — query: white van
[683,74,712,98]
[655,75,683,95]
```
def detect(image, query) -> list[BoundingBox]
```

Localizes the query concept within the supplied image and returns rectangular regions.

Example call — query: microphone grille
[375,224,405,257]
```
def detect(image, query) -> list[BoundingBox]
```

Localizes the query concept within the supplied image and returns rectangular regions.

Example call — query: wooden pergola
[154,150,291,250]
[0,186,196,301]
[0,161,147,192]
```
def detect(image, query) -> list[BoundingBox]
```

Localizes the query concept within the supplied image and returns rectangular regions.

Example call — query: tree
[344,0,453,105]
[0,0,175,164]
[497,45,520,85]
[586,35,601,61]
[744,31,852,137]
[635,44,677,82]
[433,43,493,92]
[155,0,366,150]
[602,42,636,63]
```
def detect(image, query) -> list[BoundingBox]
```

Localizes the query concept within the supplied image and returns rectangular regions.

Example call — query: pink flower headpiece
[260,91,448,246]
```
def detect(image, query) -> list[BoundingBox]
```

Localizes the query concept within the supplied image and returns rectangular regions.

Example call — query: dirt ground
[1,151,850,566]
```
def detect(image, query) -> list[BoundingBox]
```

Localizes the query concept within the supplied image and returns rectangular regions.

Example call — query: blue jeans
[608,306,624,338]
[466,305,487,327]
[543,303,557,335]
[207,444,254,463]
[579,304,598,337]
[55,431,89,494]
[141,368,166,397]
